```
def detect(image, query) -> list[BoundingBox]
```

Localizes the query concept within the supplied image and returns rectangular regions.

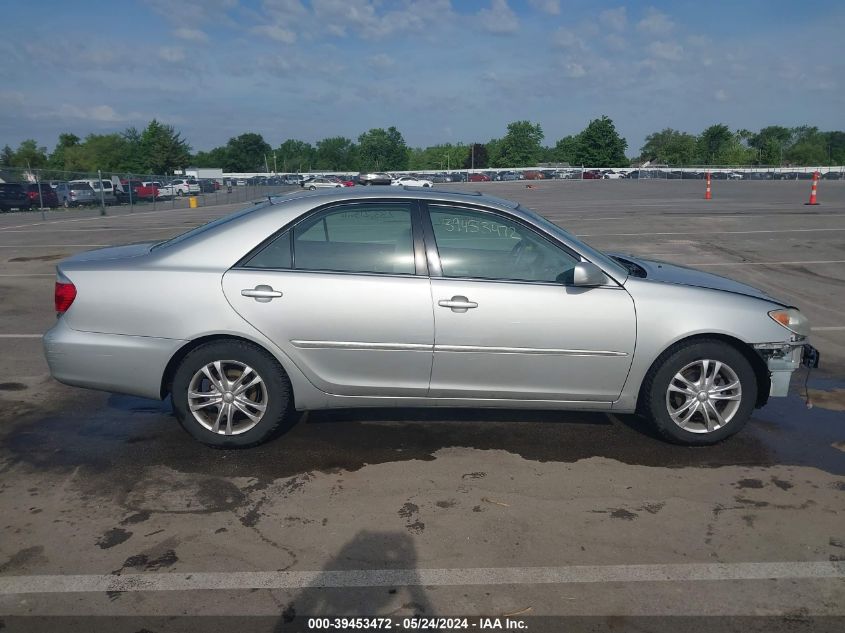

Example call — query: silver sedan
[44,188,818,448]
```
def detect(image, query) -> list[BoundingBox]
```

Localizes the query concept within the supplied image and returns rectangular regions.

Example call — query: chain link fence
[0,167,289,217]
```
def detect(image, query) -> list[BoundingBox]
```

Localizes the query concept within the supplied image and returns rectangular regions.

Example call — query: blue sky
[1,0,843,155]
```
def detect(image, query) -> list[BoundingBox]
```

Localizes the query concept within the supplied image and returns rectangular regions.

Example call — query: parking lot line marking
[694,260,845,266]
[812,326,845,331]
[0,274,55,277]
[576,228,845,237]
[0,334,42,338]
[0,561,841,594]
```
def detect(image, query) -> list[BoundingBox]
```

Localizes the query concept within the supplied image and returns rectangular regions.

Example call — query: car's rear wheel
[642,340,757,444]
[172,340,293,448]
[309,185,316,190]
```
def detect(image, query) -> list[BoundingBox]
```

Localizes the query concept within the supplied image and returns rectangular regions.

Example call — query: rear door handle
[438,295,478,313]
[241,285,283,303]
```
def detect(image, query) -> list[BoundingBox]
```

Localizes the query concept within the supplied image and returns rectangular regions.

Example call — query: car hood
[60,241,157,264]
[610,253,788,306]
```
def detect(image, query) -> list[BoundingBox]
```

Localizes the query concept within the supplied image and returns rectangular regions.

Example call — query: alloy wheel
[187,360,268,435]
[665,359,742,433]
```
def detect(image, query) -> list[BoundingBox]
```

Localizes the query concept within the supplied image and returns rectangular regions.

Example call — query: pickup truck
[144,181,175,199]
[116,180,170,202]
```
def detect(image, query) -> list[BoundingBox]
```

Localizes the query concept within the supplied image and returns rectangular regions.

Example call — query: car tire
[309,186,316,190]
[641,339,757,445]
[172,340,293,448]
[62,199,69,209]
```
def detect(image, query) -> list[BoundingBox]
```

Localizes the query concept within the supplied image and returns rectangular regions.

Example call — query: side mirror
[573,261,606,287]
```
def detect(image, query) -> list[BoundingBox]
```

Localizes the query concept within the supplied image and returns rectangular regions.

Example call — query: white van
[70,179,117,205]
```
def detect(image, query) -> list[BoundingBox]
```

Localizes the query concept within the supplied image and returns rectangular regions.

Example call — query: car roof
[269,186,519,210]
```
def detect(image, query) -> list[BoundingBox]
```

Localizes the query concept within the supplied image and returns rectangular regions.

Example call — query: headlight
[768,308,810,336]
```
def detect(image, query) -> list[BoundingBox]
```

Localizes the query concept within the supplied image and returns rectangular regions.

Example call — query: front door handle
[438,295,478,313]
[241,285,283,303]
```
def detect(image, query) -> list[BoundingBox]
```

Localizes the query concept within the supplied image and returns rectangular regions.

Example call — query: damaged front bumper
[753,340,820,397]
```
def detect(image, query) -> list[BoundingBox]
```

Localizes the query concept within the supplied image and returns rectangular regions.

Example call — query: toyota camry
[44,188,819,448]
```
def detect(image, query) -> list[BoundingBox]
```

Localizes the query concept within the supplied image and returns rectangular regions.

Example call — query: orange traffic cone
[805,171,820,205]
[704,171,712,200]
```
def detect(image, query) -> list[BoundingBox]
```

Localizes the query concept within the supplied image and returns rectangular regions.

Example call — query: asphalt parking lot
[0,180,843,630]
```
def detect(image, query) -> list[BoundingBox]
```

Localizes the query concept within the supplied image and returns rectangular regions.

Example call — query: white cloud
[715,89,728,102]
[274,0,452,39]
[261,0,307,16]
[158,46,186,62]
[599,7,627,31]
[477,0,519,35]
[528,0,560,15]
[144,0,237,22]
[173,28,209,42]
[54,104,145,123]
[563,61,586,78]
[604,33,627,51]
[637,7,674,34]
[554,28,587,51]
[367,53,394,69]
[647,40,683,61]
[252,24,297,43]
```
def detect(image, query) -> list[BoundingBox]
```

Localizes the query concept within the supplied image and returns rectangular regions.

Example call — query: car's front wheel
[172,340,293,448]
[642,340,757,445]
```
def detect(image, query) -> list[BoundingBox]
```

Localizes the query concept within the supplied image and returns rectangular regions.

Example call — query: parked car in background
[198,179,217,193]
[44,187,819,448]
[582,170,603,180]
[391,176,433,187]
[143,181,175,199]
[357,172,392,186]
[0,183,31,211]
[53,182,97,207]
[326,176,356,187]
[304,177,343,190]
[70,179,117,205]
[236,179,248,186]
[26,183,59,208]
[468,173,491,182]
[603,170,624,179]
[170,178,201,196]
[499,171,521,181]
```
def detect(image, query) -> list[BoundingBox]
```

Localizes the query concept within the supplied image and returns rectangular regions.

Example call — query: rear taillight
[55,281,77,315]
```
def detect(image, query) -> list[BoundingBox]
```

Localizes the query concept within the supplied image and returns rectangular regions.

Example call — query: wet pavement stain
[736,478,765,489]
[398,503,419,519]
[0,546,46,573]
[2,378,844,497]
[0,383,27,392]
[96,527,132,549]
[771,477,794,490]
[121,549,178,572]
[120,511,151,525]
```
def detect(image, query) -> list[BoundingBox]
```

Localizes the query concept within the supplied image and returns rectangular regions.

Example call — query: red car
[26,183,59,208]
[468,173,490,182]
[327,176,355,187]
[582,170,603,179]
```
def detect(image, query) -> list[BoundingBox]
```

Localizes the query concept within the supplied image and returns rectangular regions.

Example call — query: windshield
[516,204,628,281]
[151,203,265,250]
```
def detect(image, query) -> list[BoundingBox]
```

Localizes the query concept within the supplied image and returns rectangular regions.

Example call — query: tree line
[2,118,843,176]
